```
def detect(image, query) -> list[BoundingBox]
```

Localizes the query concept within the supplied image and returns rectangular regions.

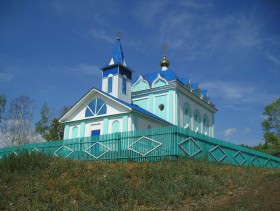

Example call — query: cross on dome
[162,44,168,56]
[116,32,120,40]
[160,43,170,71]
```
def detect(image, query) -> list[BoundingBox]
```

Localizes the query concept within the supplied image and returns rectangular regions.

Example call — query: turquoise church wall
[122,115,128,132]
[154,94,168,121]
[133,98,149,111]
[64,124,69,140]
[80,122,85,138]
[132,89,176,124]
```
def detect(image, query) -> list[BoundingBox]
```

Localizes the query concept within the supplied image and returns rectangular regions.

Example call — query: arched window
[122,75,127,95]
[183,103,191,128]
[85,98,107,117]
[193,109,201,133]
[112,120,120,133]
[203,114,209,136]
[203,115,209,127]
[193,110,201,122]
[72,126,78,139]
[108,76,113,93]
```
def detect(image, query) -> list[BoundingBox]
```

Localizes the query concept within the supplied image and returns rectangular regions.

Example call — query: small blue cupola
[101,34,133,103]
[109,35,126,66]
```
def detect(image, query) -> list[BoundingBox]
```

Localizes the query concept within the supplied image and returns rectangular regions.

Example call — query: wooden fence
[0,126,279,168]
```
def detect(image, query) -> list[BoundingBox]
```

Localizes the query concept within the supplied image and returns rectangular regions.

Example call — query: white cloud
[88,29,114,44]
[62,64,101,76]
[224,128,237,137]
[0,72,14,83]
[178,0,211,9]
[134,0,170,26]
[134,1,276,62]
[265,53,280,66]
[73,64,101,75]
[200,81,278,107]
[241,127,251,136]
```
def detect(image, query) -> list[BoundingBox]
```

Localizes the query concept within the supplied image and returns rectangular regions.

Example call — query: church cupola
[160,44,170,71]
[101,33,133,103]
[109,32,126,66]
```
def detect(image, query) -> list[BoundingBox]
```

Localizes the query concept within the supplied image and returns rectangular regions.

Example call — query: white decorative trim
[128,136,162,156]
[123,59,127,66]
[250,156,261,167]
[29,148,40,154]
[133,96,149,101]
[54,145,74,158]
[265,159,272,167]
[131,75,150,91]
[151,73,168,88]
[85,142,111,159]
[233,151,246,166]
[109,58,114,65]
[178,137,202,157]
[209,145,226,162]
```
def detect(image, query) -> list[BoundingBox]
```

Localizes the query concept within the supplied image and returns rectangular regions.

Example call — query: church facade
[59,36,217,140]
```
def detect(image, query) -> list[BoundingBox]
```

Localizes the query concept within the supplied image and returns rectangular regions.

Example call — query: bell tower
[101,33,133,103]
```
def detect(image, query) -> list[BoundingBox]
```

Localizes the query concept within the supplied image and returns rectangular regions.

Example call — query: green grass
[0,152,273,210]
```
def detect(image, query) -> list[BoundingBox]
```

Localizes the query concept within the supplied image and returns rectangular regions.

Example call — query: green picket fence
[0,126,279,168]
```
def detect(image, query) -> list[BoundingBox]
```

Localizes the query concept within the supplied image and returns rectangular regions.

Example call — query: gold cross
[161,44,168,55]
[116,32,121,39]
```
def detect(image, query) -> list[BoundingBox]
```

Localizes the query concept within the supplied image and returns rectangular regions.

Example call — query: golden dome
[160,55,170,67]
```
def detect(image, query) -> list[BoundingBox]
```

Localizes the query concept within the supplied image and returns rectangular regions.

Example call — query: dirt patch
[178,171,280,211]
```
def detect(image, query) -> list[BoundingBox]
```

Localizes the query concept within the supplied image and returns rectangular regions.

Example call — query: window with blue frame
[85,98,107,117]
[122,77,127,94]
[108,77,112,93]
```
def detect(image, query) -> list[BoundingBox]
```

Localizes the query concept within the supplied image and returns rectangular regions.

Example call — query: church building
[59,36,218,140]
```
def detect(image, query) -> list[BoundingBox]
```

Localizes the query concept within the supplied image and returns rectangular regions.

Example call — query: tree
[0,95,37,147]
[35,102,53,140]
[0,95,6,123]
[262,98,280,147]
[48,118,64,140]
[35,103,69,141]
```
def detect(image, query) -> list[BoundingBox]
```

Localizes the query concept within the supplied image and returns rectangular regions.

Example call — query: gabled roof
[132,69,187,85]
[131,69,215,109]
[59,87,172,125]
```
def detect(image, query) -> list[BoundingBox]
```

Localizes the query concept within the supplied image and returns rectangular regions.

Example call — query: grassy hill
[0,153,279,210]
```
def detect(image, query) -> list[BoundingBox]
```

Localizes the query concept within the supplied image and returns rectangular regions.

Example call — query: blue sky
[0,0,279,146]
